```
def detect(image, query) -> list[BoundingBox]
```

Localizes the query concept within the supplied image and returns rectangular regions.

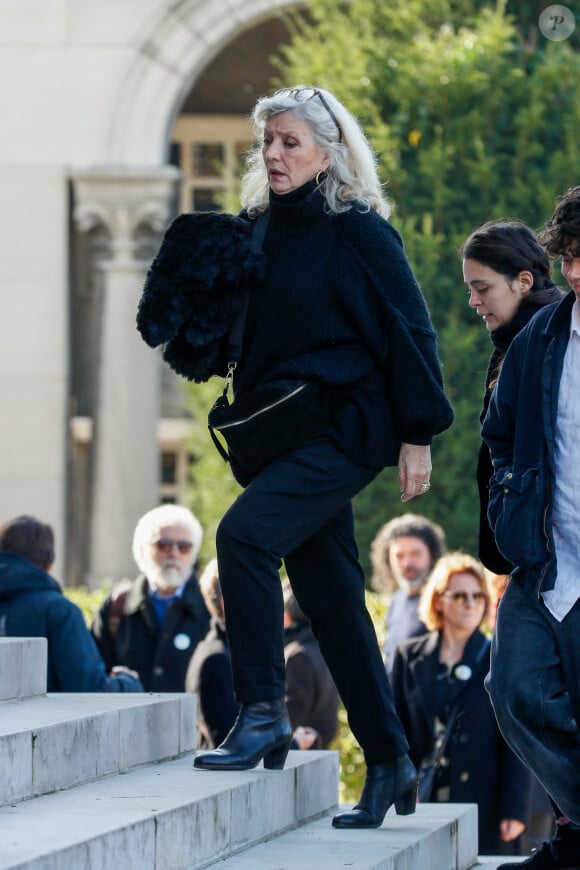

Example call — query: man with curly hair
[370,513,445,677]
[483,186,580,869]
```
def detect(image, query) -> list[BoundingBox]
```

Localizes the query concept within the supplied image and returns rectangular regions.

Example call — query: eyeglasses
[441,591,486,605]
[274,87,343,143]
[154,538,193,555]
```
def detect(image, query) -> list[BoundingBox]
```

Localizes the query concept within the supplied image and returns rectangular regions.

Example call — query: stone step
[0,638,47,701]
[475,859,526,868]
[0,692,195,807]
[0,750,338,870]
[203,801,479,869]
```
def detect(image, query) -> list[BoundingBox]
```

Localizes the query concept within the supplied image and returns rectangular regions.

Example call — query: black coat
[392,629,531,855]
[185,616,239,748]
[91,573,210,692]
[283,622,339,749]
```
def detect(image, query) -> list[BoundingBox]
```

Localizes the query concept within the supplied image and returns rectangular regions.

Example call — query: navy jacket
[482,291,575,596]
[92,573,210,692]
[0,552,142,692]
[392,629,531,855]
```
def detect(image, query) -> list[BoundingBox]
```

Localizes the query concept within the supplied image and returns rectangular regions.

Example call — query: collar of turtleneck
[268,176,327,226]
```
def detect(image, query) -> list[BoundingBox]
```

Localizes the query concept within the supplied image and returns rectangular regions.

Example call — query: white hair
[132,504,203,574]
[241,86,391,219]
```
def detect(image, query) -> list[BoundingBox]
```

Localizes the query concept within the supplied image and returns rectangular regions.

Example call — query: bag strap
[225,211,270,364]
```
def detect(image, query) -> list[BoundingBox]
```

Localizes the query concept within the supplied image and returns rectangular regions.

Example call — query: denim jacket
[482,291,575,596]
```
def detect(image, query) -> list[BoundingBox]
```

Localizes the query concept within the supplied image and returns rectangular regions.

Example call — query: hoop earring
[315,170,326,186]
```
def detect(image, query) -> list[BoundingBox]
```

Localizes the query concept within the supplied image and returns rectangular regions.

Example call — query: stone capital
[70,166,181,265]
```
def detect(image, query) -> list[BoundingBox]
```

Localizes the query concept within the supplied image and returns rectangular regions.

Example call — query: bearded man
[92,504,209,691]
[370,513,446,677]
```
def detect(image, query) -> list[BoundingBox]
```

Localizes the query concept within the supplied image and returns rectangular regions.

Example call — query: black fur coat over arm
[136,212,266,382]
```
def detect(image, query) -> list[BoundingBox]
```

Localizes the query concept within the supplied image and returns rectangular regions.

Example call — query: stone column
[71,168,181,586]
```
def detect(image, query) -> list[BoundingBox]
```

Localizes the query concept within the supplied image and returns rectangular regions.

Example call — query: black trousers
[217,438,409,765]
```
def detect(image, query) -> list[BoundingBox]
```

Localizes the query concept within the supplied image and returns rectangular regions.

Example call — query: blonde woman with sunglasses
[391,552,530,855]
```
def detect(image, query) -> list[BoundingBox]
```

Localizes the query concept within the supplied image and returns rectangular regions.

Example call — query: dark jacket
[392,629,531,855]
[91,573,210,692]
[283,621,339,748]
[477,288,562,574]
[0,552,142,692]
[185,616,239,748]
[482,291,575,596]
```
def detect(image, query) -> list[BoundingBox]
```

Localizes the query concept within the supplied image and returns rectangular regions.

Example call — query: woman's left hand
[398,443,432,502]
[500,819,526,842]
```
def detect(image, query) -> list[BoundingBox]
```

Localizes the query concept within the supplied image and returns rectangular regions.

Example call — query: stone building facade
[0,0,299,585]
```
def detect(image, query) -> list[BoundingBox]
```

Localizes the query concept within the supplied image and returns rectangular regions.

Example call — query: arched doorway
[68,1,304,585]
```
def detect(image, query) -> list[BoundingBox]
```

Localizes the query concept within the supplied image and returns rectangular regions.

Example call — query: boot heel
[264,738,291,770]
[394,781,417,815]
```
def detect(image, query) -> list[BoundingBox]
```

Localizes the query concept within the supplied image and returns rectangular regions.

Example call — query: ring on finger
[420,482,431,490]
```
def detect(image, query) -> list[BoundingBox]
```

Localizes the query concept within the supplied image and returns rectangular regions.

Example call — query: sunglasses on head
[442,591,486,604]
[154,538,193,555]
[274,86,343,143]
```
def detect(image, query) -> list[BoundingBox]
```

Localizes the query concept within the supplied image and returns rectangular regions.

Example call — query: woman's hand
[398,443,432,502]
[500,819,526,842]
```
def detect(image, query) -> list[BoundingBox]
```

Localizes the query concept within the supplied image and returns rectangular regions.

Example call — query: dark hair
[542,186,580,258]
[370,513,446,594]
[460,219,553,292]
[0,515,55,570]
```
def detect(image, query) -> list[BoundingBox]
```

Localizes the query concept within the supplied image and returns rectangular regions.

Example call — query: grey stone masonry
[0,638,47,701]
[0,692,195,806]
[0,639,485,869]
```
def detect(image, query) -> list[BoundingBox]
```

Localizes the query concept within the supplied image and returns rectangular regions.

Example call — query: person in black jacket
[392,552,530,856]
[143,85,454,829]
[92,504,209,692]
[185,559,239,748]
[0,515,142,692]
[461,219,563,575]
[283,582,339,750]
[482,187,580,869]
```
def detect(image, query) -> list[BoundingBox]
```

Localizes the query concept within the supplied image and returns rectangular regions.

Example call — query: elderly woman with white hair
[161,84,454,831]
[91,504,209,692]
[139,85,453,827]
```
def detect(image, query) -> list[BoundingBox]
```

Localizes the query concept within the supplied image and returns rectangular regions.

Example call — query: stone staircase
[0,637,514,869]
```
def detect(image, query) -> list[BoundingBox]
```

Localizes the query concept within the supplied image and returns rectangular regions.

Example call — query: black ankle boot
[332,754,418,829]
[497,822,580,869]
[193,699,292,771]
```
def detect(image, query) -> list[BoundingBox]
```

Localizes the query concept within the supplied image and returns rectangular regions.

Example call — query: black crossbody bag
[207,212,338,485]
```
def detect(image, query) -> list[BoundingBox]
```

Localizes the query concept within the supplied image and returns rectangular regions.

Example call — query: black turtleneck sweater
[236,180,453,470]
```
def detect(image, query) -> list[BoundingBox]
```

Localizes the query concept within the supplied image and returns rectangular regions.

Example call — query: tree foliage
[272,0,579,571]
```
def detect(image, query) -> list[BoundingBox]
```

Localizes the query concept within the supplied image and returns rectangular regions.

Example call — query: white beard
[147,560,189,593]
